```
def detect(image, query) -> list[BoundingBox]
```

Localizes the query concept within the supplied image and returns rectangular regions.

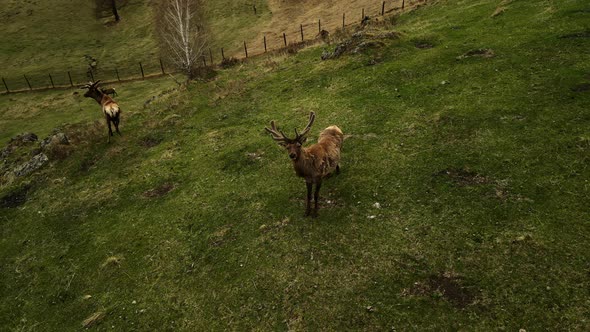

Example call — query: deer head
[265,112,315,161]
[80,81,103,101]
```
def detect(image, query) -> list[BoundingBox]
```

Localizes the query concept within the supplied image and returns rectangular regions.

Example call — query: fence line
[0,0,424,95]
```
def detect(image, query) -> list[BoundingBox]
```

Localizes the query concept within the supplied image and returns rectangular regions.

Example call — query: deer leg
[106,117,113,143]
[312,180,322,218]
[305,182,312,216]
[114,116,121,136]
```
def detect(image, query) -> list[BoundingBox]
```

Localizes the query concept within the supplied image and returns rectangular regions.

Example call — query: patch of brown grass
[101,256,123,268]
[82,311,106,328]
[142,182,175,198]
[243,0,426,56]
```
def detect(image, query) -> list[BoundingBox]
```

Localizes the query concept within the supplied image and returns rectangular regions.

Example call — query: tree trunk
[111,0,120,21]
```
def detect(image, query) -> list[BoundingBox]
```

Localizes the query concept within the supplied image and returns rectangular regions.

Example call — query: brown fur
[82,81,121,143]
[100,87,117,97]
[266,113,343,217]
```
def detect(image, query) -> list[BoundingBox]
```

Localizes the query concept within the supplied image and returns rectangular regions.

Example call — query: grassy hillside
[0,0,412,91]
[1,0,590,330]
[0,0,159,89]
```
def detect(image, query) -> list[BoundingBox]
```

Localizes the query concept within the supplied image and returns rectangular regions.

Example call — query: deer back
[300,125,343,178]
[100,94,120,118]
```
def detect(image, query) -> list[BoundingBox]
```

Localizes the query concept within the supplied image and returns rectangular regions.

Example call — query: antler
[295,112,315,141]
[80,80,101,89]
[265,120,290,142]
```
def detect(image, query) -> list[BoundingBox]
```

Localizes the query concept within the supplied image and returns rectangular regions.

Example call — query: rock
[17,133,38,143]
[12,153,48,177]
[41,132,69,149]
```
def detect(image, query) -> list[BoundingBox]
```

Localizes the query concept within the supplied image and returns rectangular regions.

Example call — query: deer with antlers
[265,112,343,217]
[81,81,121,143]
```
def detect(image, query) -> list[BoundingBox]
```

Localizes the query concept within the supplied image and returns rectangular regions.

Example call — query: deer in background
[81,81,121,143]
[265,112,343,217]
[100,87,117,97]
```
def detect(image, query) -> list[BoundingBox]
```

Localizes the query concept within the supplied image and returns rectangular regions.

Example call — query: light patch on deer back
[319,125,344,148]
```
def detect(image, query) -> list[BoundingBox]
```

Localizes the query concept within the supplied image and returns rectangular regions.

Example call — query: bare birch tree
[155,0,208,79]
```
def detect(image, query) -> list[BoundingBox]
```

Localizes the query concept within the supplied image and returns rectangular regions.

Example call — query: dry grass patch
[82,311,106,328]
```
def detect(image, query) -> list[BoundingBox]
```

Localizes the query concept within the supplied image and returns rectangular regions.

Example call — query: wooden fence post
[160,59,165,75]
[139,62,145,79]
[202,55,206,67]
[68,71,73,87]
[209,48,213,64]
[49,74,55,88]
[382,1,385,15]
[283,32,287,47]
[244,41,248,58]
[221,48,225,60]
[264,35,267,52]
[343,13,346,29]
[318,19,321,33]
[115,68,121,81]
[402,0,405,10]
[300,24,304,41]
[2,77,9,93]
[24,74,32,90]
[362,8,365,20]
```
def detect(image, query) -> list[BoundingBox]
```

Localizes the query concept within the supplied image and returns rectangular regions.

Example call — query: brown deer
[81,81,121,143]
[265,112,343,217]
[100,87,117,97]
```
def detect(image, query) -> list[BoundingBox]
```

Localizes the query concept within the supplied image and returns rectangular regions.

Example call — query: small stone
[373,202,381,209]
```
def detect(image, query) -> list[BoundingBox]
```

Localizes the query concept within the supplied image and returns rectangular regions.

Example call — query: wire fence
[1,0,423,95]
[1,57,171,94]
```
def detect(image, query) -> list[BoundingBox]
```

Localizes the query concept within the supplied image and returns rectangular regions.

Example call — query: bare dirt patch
[0,184,31,208]
[142,183,175,198]
[456,48,495,60]
[570,83,590,92]
[402,272,476,309]
[435,168,489,186]
[209,225,233,247]
[414,41,434,49]
[558,30,590,39]
[139,135,164,148]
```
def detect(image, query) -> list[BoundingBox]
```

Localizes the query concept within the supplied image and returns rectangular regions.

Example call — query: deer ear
[299,136,307,144]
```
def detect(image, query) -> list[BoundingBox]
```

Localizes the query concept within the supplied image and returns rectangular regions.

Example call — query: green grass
[1,0,590,330]
[0,0,272,91]
[0,0,159,90]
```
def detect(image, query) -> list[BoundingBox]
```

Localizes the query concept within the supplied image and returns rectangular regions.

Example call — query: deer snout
[289,153,297,160]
